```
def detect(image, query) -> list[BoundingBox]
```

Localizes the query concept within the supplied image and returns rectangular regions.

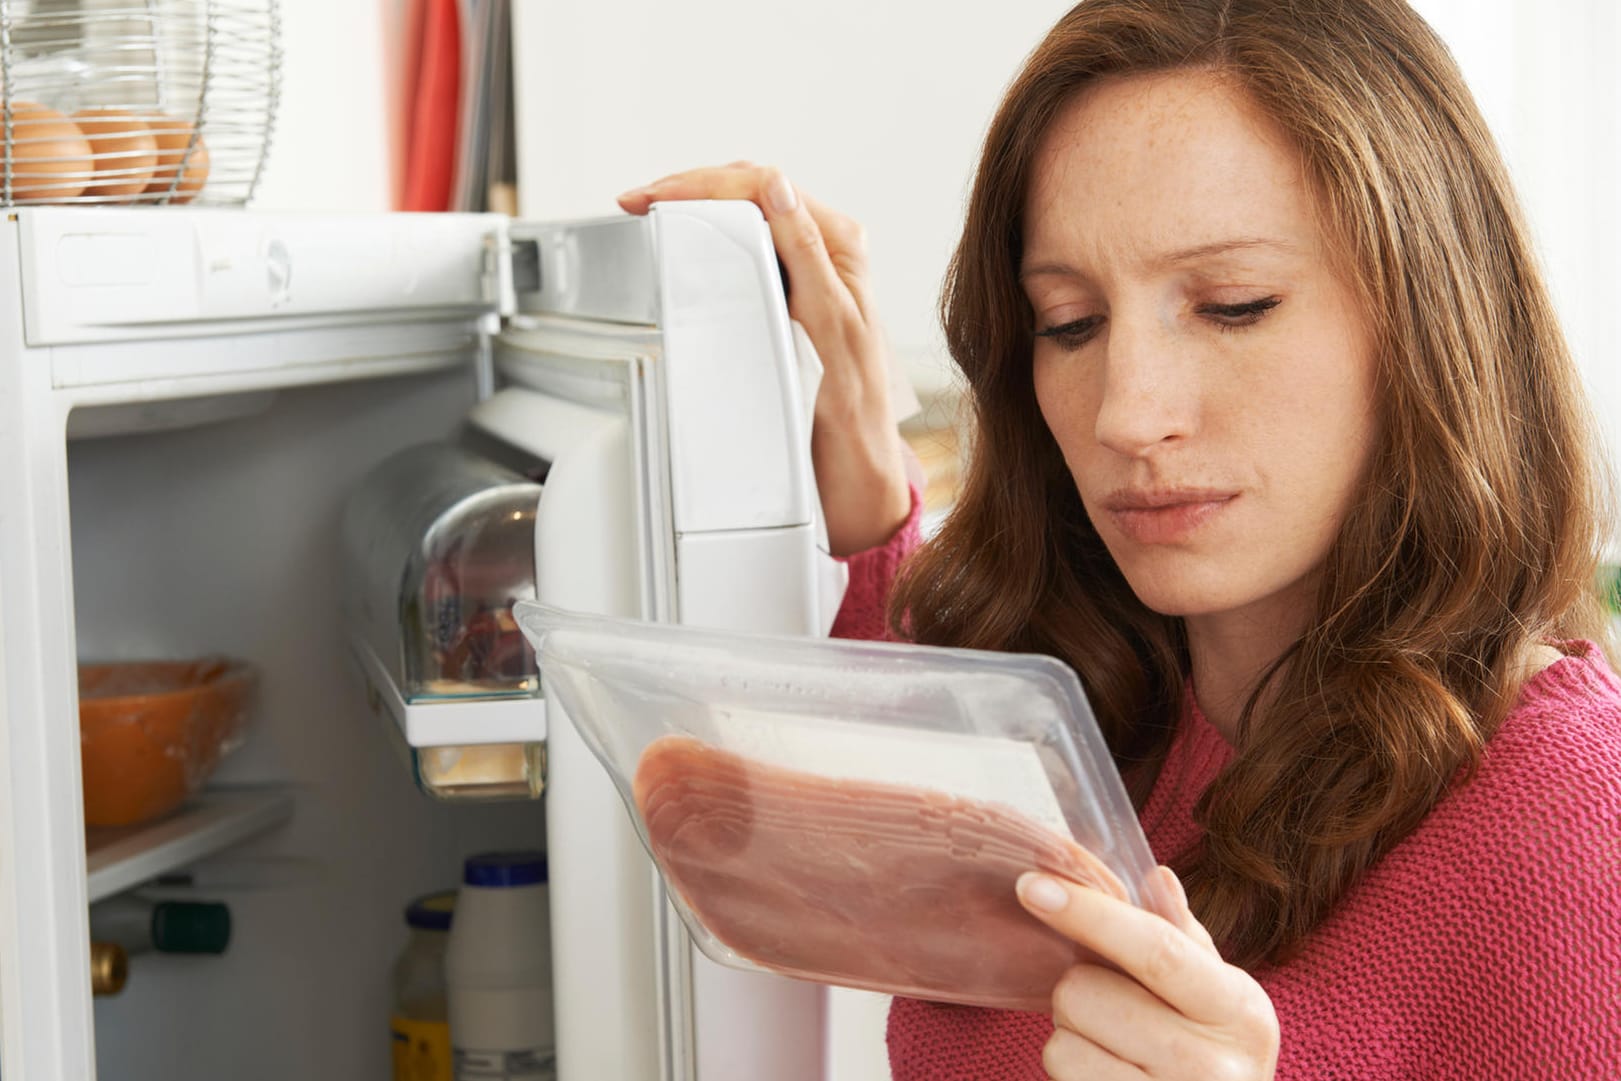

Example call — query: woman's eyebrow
[1147,236,1299,270]
[1019,236,1298,281]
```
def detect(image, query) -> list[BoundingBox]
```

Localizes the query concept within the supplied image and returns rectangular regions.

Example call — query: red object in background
[393,0,426,207]
[399,0,460,211]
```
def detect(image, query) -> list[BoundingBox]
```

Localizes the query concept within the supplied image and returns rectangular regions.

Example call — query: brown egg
[143,115,210,203]
[1,101,92,202]
[73,108,159,199]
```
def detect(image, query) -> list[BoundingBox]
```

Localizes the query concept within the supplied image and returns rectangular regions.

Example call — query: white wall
[510,0,1076,400]
[250,0,393,212]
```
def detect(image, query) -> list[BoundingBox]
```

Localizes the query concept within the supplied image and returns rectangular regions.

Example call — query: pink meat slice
[632,733,1129,1011]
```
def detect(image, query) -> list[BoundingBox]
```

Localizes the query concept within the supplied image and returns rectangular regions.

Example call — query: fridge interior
[0,199,904,1081]
[70,367,548,1079]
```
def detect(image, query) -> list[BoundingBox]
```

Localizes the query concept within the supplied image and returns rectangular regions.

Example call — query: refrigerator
[0,200,895,1079]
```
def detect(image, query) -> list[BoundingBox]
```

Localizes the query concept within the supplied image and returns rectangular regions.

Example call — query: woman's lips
[1104,491,1237,544]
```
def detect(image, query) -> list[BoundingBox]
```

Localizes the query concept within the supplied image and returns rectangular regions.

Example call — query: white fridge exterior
[0,202,888,1080]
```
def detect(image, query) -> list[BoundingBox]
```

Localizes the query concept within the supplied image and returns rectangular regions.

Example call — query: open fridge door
[373,199,847,1080]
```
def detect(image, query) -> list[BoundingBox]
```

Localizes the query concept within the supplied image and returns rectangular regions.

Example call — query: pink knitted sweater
[836,510,1621,1080]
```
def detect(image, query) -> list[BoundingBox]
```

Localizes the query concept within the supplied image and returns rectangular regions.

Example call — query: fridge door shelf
[54,318,486,408]
[85,786,294,904]
[351,635,548,803]
[350,634,547,748]
[338,430,549,804]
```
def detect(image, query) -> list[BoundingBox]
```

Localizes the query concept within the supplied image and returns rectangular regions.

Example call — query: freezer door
[507,201,815,538]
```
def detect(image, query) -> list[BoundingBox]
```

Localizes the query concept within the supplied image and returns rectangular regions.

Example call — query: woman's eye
[1034,315,1104,350]
[1034,297,1280,347]
[1197,295,1282,329]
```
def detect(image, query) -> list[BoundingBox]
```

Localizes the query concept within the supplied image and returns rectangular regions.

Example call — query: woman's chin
[1112,564,1245,619]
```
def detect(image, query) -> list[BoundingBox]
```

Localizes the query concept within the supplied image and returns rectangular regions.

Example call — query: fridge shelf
[84,786,294,904]
[54,318,486,405]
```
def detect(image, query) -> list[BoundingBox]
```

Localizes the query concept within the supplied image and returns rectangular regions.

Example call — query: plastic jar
[391,890,456,1081]
[445,851,553,1080]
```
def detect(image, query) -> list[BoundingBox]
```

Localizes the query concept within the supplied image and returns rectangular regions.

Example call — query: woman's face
[1024,70,1379,636]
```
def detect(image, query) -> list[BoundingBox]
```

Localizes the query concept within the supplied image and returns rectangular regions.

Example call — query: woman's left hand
[1016,866,1279,1080]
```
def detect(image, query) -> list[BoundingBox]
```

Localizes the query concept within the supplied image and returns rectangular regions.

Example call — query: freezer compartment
[19,208,504,348]
[340,441,547,801]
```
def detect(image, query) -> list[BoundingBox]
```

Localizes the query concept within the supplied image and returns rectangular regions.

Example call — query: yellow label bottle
[391,1013,452,1081]
[391,891,456,1081]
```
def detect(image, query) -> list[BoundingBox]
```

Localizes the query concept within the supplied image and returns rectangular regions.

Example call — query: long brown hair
[892,0,1613,967]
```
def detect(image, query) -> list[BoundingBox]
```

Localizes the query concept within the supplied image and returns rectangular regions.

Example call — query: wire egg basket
[0,0,280,206]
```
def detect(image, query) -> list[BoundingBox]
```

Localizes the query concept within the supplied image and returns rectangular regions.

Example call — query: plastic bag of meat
[513,601,1158,1011]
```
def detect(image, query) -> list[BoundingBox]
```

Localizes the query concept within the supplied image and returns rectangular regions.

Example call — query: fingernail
[1017,872,1069,914]
[617,186,647,201]
[766,172,798,214]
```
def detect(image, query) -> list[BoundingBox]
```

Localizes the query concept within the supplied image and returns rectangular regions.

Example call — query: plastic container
[513,601,1157,1011]
[391,891,456,1081]
[340,442,546,802]
[445,853,553,1081]
[340,443,543,706]
[77,658,256,828]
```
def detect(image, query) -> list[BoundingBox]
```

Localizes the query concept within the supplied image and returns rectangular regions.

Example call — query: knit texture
[884,646,1621,1080]
[833,523,1621,1079]
[828,482,923,642]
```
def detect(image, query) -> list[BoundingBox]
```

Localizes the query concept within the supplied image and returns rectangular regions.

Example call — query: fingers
[1016,869,1234,1026]
[1048,964,1174,1072]
[615,164,763,213]
[751,173,866,337]
[613,163,909,556]
[1042,1025,1148,1081]
[1025,869,1280,1079]
[799,190,874,312]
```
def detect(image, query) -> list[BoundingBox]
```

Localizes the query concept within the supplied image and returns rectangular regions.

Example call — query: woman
[618,0,1621,1077]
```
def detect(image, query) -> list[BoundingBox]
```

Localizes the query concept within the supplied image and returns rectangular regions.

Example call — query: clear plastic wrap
[514,602,1155,1010]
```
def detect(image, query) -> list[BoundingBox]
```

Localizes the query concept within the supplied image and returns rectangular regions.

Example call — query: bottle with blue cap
[391,890,456,1081]
[446,851,554,1080]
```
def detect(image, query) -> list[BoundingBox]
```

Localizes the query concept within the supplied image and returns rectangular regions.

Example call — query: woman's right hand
[617,164,912,556]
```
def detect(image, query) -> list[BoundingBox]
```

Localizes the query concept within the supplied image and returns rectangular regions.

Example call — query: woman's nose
[1091,315,1197,456]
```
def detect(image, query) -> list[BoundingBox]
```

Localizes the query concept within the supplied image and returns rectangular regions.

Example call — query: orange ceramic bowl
[78,658,256,828]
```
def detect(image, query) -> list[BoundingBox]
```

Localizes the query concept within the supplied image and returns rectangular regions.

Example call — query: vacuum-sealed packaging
[512,602,1156,1011]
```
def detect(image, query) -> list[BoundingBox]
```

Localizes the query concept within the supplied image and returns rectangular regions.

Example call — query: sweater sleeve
[828,479,924,643]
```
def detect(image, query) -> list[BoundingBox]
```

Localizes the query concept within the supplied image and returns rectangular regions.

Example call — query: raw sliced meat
[632,733,1129,1010]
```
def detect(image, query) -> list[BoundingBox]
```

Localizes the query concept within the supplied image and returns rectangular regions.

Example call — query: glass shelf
[84,786,294,904]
